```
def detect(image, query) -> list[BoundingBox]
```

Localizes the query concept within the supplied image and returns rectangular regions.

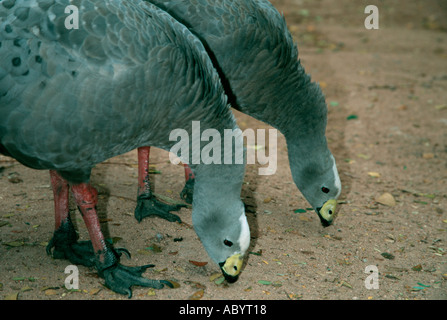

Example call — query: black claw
[115,247,131,259]
[134,194,185,223]
[102,263,169,298]
[161,280,174,288]
[47,212,171,297]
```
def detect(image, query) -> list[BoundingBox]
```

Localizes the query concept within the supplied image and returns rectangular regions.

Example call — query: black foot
[46,214,172,297]
[46,216,96,267]
[180,178,195,204]
[102,263,173,298]
[134,194,185,223]
[46,216,130,267]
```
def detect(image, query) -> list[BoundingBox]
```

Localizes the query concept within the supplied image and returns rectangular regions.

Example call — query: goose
[135,0,342,227]
[0,0,249,297]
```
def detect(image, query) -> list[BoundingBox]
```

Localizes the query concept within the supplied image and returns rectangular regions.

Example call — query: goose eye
[224,239,233,247]
[322,187,330,194]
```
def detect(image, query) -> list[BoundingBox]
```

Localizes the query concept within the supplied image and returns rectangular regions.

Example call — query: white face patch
[238,213,250,254]
[332,156,342,199]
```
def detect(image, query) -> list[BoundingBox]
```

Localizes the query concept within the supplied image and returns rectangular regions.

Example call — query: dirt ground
[1,0,446,301]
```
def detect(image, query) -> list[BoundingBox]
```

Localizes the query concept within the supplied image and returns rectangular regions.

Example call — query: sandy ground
[1,0,446,301]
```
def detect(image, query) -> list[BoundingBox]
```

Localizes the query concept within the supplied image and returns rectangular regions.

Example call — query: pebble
[376,192,396,207]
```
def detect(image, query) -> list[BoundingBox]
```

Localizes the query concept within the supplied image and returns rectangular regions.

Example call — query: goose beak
[316,199,337,227]
[219,253,243,283]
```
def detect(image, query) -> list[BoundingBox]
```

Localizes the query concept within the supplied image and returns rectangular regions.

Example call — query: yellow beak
[317,199,337,227]
[221,253,243,283]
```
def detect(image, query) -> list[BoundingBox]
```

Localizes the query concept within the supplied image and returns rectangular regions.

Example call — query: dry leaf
[4,292,19,300]
[147,289,156,296]
[147,244,162,253]
[4,241,25,247]
[44,289,59,296]
[166,280,181,289]
[412,264,422,271]
[287,292,303,300]
[175,266,186,273]
[263,197,272,203]
[209,273,222,282]
[357,153,371,160]
[368,172,381,178]
[189,289,204,300]
[89,288,101,295]
[189,260,208,267]
[137,249,150,255]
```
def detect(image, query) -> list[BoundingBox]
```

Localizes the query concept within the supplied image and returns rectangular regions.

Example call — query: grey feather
[1,0,249,269]
[147,0,342,212]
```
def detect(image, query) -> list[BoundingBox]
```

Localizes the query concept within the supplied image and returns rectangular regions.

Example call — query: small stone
[376,192,396,207]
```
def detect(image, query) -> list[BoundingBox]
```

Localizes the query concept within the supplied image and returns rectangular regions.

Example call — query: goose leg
[179,163,195,204]
[47,171,171,298]
[134,147,185,223]
[46,170,95,266]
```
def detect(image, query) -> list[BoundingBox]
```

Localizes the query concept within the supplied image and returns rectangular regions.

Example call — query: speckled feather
[0,0,250,269]
[0,0,235,183]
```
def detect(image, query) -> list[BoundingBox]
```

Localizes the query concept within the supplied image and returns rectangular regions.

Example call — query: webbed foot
[134,194,185,223]
[101,263,173,298]
[46,216,96,267]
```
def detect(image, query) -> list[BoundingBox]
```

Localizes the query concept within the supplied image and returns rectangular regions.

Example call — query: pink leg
[70,182,106,262]
[46,171,95,266]
[134,146,185,223]
[137,146,151,198]
[47,170,170,297]
[183,163,195,182]
[49,170,70,230]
